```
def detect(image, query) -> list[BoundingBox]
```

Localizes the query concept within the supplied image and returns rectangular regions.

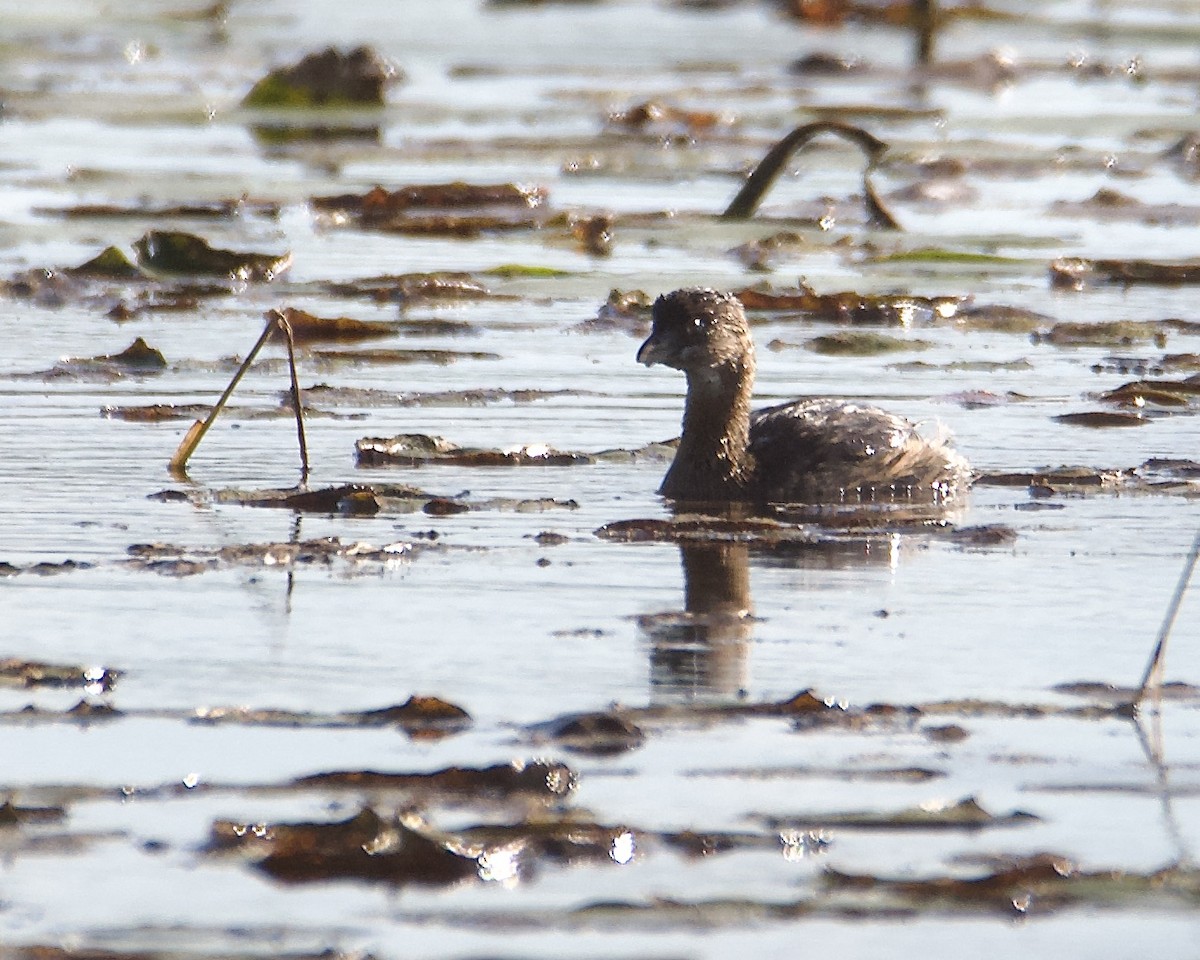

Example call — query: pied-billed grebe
[637,288,970,505]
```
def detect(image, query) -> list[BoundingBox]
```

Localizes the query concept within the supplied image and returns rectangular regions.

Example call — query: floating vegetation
[356,433,592,467]
[133,230,291,281]
[0,658,118,691]
[311,182,550,236]
[272,306,400,344]
[805,330,933,355]
[241,45,401,107]
[1053,411,1149,428]
[758,795,1039,832]
[735,282,963,325]
[1051,257,1200,290]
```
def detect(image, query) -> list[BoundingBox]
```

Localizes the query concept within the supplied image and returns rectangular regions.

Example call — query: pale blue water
[1,0,1200,955]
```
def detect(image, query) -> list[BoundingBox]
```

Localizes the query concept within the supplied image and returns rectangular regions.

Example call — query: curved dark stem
[721,120,901,229]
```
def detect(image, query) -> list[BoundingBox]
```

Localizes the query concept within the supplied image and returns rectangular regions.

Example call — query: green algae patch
[484,263,573,279]
[69,245,143,279]
[242,46,400,108]
[869,247,1026,265]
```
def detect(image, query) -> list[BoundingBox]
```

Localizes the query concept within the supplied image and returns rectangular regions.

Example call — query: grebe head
[637,288,751,373]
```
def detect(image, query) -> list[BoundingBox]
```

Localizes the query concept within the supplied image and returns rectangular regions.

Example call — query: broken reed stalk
[721,120,901,229]
[168,309,310,481]
[913,0,936,68]
[276,313,310,484]
[1133,527,1200,705]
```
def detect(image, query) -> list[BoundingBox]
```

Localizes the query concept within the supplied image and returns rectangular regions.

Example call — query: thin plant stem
[1134,527,1200,704]
[275,311,310,484]
[168,310,310,482]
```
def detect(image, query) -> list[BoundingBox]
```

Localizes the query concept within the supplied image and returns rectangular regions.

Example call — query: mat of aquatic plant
[2,0,1200,956]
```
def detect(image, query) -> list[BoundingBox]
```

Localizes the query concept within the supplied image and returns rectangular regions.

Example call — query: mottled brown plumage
[637,288,970,505]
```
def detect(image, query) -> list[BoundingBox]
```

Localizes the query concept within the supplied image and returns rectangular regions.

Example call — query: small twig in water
[168,309,310,482]
[1133,527,1200,705]
[721,120,901,229]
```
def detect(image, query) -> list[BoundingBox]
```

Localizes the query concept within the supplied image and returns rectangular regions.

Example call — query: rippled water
[2,0,1200,956]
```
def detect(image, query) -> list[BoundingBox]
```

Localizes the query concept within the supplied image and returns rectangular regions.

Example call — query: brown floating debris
[534,711,647,755]
[190,694,470,734]
[606,99,733,136]
[292,760,576,800]
[356,433,591,467]
[242,45,401,107]
[734,281,963,325]
[311,346,499,366]
[0,799,67,826]
[126,536,426,576]
[274,306,399,344]
[0,658,118,691]
[1053,411,1148,428]
[805,331,932,356]
[596,515,819,545]
[134,230,290,281]
[39,198,281,223]
[1052,680,1200,704]
[210,807,480,887]
[312,182,549,236]
[946,524,1018,548]
[1051,256,1200,290]
[1103,376,1200,409]
[759,795,1039,832]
